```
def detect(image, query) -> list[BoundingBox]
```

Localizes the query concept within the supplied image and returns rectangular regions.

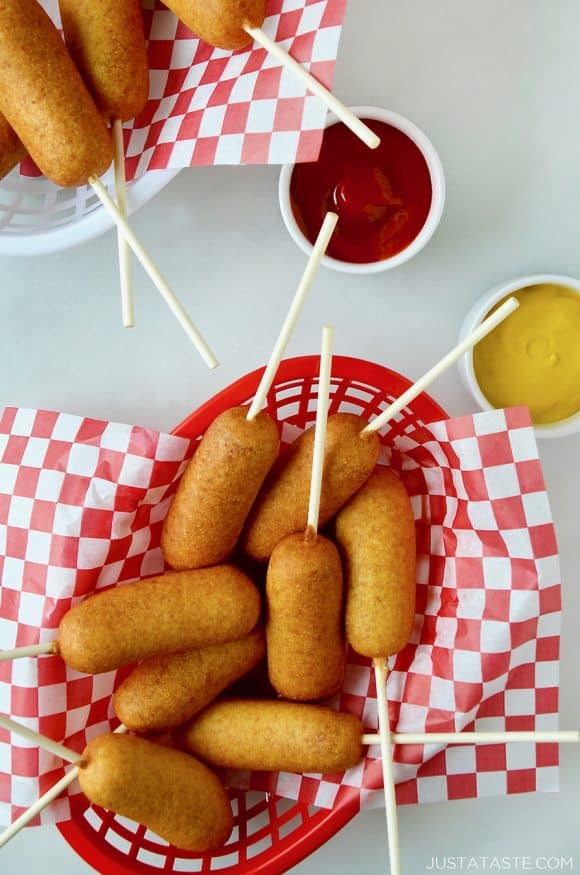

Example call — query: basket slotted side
[58,355,447,874]
[0,166,179,256]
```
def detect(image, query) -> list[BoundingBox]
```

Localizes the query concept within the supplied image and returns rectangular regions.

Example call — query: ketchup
[290,119,433,264]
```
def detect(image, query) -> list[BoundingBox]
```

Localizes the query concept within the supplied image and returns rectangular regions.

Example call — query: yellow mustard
[473,283,580,425]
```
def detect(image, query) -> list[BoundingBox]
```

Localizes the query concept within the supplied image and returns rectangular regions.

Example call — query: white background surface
[2,0,579,871]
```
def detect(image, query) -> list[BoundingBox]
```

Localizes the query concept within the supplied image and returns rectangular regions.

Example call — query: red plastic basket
[57,355,448,874]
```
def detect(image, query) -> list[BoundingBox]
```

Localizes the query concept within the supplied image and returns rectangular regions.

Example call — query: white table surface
[2,1,579,871]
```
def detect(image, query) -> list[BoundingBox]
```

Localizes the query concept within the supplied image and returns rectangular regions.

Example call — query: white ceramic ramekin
[278,105,446,274]
[458,274,580,439]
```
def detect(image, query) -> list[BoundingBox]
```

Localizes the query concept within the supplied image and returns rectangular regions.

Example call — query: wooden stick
[306,325,334,534]
[0,642,56,662]
[244,26,380,151]
[0,724,128,849]
[374,658,401,875]
[0,767,80,849]
[88,176,218,369]
[112,118,134,329]
[0,715,80,765]
[362,730,580,746]
[362,297,520,434]
[246,212,338,421]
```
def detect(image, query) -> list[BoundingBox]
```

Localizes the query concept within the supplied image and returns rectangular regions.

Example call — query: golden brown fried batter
[336,467,416,658]
[59,0,149,122]
[79,734,232,852]
[162,406,279,570]
[162,0,266,51]
[114,627,266,732]
[185,699,363,774]
[266,533,345,701]
[57,566,261,674]
[0,0,112,187]
[0,113,25,180]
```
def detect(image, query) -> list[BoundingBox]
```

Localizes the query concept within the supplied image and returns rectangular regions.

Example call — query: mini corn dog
[58,0,149,122]
[266,533,345,700]
[114,627,266,733]
[184,700,363,774]
[162,407,279,570]
[0,0,112,187]
[242,413,380,562]
[335,467,416,658]
[161,0,266,51]
[265,326,346,701]
[58,0,150,328]
[57,566,261,674]
[79,733,233,851]
[335,467,416,875]
[0,112,25,180]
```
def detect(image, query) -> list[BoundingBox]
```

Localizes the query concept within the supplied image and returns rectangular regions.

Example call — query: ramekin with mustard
[459,275,580,438]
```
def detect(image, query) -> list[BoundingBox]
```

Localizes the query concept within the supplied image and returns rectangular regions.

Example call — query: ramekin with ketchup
[278,106,445,274]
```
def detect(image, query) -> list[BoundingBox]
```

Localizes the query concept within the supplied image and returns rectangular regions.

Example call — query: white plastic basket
[0,0,179,257]
[0,164,180,256]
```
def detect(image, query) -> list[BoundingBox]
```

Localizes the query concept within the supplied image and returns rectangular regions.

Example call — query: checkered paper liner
[0,403,561,829]
[23,0,348,182]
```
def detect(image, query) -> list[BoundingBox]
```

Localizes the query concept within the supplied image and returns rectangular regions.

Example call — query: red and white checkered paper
[0,404,561,828]
[26,0,349,182]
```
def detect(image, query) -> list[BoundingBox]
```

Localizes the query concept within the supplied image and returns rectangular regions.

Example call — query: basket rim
[172,354,449,438]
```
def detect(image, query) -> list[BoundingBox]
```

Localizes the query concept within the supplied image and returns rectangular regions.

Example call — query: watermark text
[426,858,573,871]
